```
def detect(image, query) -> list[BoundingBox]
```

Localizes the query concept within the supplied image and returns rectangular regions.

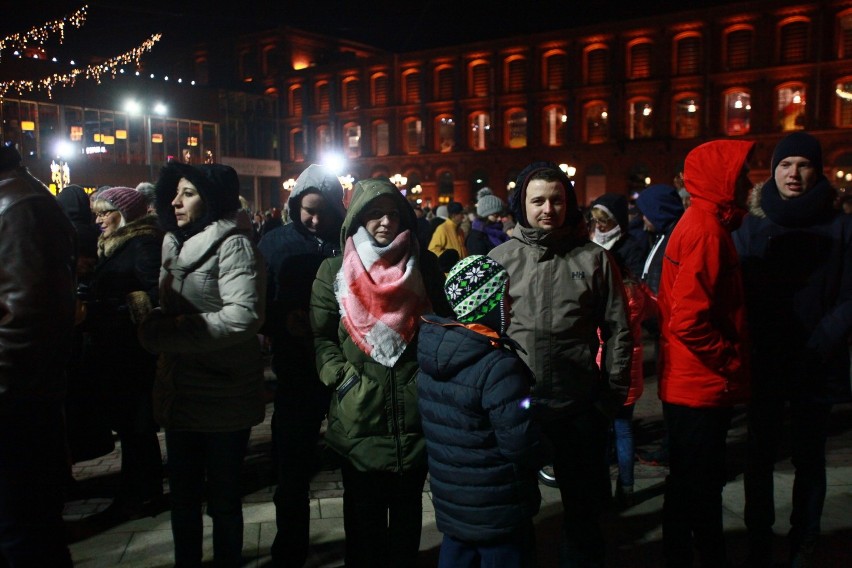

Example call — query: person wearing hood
[310,178,451,567]
[488,161,632,566]
[657,139,754,567]
[258,164,346,567]
[139,162,266,567]
[78,187,166,520]
[417,255,540,567]
[733,132,852,567]
[589,193,647,279]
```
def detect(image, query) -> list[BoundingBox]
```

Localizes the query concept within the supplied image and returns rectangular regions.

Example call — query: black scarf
[760,176,835,228]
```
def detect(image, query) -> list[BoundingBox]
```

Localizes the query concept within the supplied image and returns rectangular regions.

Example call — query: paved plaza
[64,366,852,567]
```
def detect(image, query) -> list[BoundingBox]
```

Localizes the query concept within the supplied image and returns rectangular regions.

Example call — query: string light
[0,34,162,98]
[0,5,88,61]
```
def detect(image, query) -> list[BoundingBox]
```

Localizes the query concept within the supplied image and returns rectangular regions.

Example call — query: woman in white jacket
[140,162,265,567]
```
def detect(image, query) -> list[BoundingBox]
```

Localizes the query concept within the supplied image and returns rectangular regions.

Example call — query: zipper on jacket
[390,367,404,471]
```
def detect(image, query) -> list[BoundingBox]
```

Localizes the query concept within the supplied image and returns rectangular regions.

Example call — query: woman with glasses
[139,163,265,567]
[311,178,451,567]
[80,186,165,520]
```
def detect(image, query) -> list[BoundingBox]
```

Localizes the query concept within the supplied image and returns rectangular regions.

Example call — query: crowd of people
[0,130,850,567]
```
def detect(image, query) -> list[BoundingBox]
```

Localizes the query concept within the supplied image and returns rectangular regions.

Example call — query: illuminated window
[673,95,700,139]
[343,122,361,158]
[315,124,331,155]
[469,111,491,150]
[543,104,567,146]
[584,102,608,144]
[724,90,751,136]
[776,84,806,131]
[628,98,654,139]
[835,78,852,127]
[315,81,330,113]
[505,109,527,148]
[435,115,456,153]
[585,45,609,84]
[289,129,304,162]
[674,33,701,75]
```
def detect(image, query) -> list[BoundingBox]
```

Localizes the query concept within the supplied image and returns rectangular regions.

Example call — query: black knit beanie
[771,131,823,174]
[590,193,629,231]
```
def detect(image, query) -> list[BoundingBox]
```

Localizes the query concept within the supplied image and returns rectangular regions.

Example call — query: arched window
[469,111,492,151]
[725,26,754,70]
[371,73,389,106]
[289,85,303,118]
[505,108,527,148]
[628,39,652,79]
[584,45,609,85]
[469,61,490,97]
[673,95,700,139]
[435,115,455,153]
[372,120,389,156]
[674,33,701,75]
[343,122,361,158]
[837,11,852,59]
[543,50,567,90]
[263,44,280,76]
[435,65,454,100]
[542,104,567,146]
[779,17,809,65]
[627,98,654,139]
[834,78,852,127]
[723,89,751,136]
[342,77,360,110]
[315,81,330,114]
[315,124,331,156]
[403,69,421,104]
[504,55,526,93]
[403,116,423,154]
[776,83,806,131]
[583,101,609,143]
[289,128,304,162]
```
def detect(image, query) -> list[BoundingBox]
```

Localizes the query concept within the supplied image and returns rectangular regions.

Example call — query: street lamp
[390,173,407,189]
[50,140,73,194]
[338,174,354,192]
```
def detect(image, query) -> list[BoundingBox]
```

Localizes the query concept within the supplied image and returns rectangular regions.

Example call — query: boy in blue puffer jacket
[417,255,541,567]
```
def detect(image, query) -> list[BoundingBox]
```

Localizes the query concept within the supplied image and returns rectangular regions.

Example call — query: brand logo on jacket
[571,271,585,279]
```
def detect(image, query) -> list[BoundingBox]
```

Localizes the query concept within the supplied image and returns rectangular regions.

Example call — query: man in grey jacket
[0,143,77,566]
[489,161,632,567]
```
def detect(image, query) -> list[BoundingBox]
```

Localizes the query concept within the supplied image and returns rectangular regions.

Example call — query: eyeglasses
[95,209,118,219]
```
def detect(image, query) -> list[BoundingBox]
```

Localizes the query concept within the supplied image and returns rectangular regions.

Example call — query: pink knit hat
[97,187,149,222]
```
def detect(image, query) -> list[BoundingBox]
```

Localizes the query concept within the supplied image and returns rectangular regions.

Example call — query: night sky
[3,0,752,68]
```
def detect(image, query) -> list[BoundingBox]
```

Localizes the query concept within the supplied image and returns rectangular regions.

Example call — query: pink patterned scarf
[335,226,431,366]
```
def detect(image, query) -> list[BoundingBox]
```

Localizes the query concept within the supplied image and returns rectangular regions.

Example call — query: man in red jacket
[657,139,754,567]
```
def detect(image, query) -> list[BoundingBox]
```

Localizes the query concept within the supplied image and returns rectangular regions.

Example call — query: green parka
[309,179,450,472]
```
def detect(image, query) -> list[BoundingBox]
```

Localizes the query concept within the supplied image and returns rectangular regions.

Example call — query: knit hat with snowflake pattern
[444,254,510,334]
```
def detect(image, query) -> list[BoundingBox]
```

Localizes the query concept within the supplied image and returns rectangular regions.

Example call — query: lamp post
[390,173,407,190]
[51,140,73,195]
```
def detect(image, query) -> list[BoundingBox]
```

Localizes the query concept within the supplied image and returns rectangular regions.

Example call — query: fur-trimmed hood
[98,214,163,258]
[747,181,767,219]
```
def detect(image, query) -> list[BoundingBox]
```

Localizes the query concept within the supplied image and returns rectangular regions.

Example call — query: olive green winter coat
[309,179,450,472]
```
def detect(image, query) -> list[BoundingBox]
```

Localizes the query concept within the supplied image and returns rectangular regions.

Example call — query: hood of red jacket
[684,139,755,230]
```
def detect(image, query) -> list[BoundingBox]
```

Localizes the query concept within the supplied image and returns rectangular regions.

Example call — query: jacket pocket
[331,366,386,438]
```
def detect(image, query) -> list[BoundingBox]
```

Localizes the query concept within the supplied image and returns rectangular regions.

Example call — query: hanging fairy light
[0,34,162,98]
[0,5,88,61]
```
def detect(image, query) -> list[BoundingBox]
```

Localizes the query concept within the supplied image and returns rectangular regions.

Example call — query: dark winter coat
[734,178,852,402]
[465,218,509,255]
[82,216,163,403]
[417,315,541,542]
[635,184,684,296]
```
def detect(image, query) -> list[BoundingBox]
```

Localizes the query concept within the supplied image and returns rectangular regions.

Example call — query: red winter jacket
[657,140,753,408]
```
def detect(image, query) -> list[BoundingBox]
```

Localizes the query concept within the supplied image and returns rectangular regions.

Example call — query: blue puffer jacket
[417,315,541,542]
